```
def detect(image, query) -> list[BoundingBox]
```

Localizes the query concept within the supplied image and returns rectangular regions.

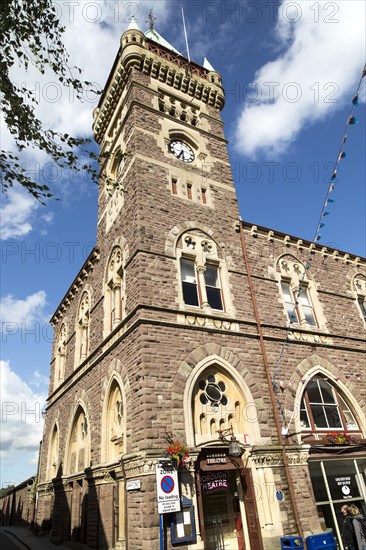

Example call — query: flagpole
[181,8,190,63]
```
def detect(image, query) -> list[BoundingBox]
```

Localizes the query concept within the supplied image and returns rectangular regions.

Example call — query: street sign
[156,463,181,514]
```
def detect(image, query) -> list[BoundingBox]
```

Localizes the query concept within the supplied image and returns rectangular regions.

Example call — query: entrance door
[201,470,245,550]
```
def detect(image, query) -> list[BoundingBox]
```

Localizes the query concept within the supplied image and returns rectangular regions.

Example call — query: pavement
[0,526,71,550]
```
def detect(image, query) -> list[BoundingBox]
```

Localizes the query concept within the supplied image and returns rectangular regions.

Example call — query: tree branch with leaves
[0,0,102,203]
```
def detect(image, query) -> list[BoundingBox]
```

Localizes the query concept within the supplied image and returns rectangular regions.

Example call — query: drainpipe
[239,222,305,543]
[120,456,128,550]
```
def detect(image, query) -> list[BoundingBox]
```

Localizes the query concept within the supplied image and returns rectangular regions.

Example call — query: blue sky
[1,0,365,486]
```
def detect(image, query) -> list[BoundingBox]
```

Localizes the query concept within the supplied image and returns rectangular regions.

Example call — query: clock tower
[37,17,271,550]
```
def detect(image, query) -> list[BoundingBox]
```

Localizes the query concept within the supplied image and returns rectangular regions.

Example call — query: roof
[144,28,181,55]
[127,16,141,31]
[203,57,215,71]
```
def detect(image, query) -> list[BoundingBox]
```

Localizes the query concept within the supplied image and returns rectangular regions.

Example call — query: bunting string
[272,63,366,428]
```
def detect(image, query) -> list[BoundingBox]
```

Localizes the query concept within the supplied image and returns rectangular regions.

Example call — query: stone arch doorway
[195,448,263,550]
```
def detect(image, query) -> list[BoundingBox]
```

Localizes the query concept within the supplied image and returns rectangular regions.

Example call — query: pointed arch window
[54,324,67,388]
[300,377,360,434]
[354,275,366,323]
[105,247,124,334]
[192,367,247,446]
[47,425,59,480]
[76,292,90,363]
[178,235,225,312]
[277,258,325,329]
[104,380,125,462]
[67,406,90,475]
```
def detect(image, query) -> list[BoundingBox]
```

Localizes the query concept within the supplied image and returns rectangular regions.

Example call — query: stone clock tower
[36,18,308,550]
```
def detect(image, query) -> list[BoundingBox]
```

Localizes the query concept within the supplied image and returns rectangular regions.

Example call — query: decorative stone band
[250,446,310,468]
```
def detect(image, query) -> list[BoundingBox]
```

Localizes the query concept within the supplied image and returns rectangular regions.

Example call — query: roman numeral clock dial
[169,140,195,163]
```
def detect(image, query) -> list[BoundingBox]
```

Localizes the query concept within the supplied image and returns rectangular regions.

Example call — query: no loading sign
[156,464,181,514]
[161,475,175,494]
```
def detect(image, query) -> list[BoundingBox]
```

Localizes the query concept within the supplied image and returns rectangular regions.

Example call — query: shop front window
[309,459,366,549]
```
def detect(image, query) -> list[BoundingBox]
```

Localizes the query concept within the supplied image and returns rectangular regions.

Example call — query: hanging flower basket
[164,433,189,468]
[324,432,353,445]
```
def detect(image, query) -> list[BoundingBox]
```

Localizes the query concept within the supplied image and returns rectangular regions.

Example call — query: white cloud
[2,1,171,203]
[0,189,56,240]
[29,369,50,389]
[0,290,48,327]
[0,360,46,460]
[0,190,39,240]
[4,0,171,152]
[234,0,366,157]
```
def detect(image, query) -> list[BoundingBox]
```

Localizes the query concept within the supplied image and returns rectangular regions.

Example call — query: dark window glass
[206,384,221,402]
[200,394,208,405]
[205,265,223,310]
[312,405,328,428]
[307,381,322,403]
[182,283,199,306]
[324,405,342,428]
[206,287,223,310]
[180,259,199,306]
[300,408,310,428]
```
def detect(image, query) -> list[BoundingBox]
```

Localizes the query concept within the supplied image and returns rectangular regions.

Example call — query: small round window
[198,375,227,411]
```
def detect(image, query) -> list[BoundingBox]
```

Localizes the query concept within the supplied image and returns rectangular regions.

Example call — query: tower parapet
[93,25,225,145]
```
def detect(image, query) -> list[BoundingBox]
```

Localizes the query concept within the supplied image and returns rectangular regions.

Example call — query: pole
[239,222,305,545]
[160,514,164,550]
[181,8,190,63]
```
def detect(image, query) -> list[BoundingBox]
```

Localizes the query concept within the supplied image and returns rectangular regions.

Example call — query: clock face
[169,140,195,163]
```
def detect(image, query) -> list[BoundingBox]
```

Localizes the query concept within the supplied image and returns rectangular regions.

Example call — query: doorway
[201,470,245,550]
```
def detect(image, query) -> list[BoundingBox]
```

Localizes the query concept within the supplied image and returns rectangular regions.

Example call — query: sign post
[156,461,181,550]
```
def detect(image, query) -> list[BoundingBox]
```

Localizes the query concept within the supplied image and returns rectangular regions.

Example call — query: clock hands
[169,140,194,163]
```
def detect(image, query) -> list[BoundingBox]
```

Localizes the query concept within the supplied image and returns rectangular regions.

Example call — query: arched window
[104,248,124,335]
[67,406,90,475]
[76,292,90,364]
[276,256,326,329]
[177,232,233,314]
[192,367,247,446]
[103,380,125,462]
[47,425,59,480]
[353,274,366,323]
[300,376,361,435]
[54,324,67,388]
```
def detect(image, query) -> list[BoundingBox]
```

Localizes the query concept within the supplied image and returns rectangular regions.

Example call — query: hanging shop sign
[201,471,228,492]
[155,463,181,514]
